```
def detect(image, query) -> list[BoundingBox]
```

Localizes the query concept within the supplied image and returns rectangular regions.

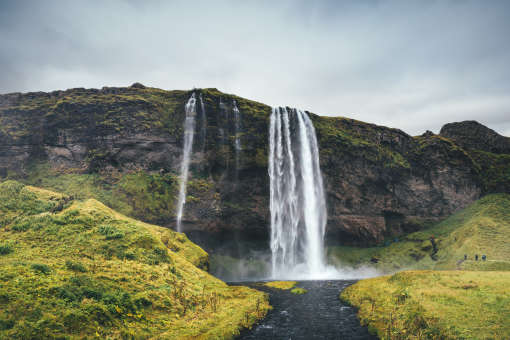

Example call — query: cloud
[1,0,509,136]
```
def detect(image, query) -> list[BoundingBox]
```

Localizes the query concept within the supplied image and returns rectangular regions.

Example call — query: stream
[235,280,377,340]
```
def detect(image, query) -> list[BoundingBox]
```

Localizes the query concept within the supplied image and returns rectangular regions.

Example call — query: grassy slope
[341,270,510,339]
[329,193,510,272]
[0,180,269,339]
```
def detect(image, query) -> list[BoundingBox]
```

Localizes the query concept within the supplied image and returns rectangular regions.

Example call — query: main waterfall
[269,107,328,279]
[176,93,197,232]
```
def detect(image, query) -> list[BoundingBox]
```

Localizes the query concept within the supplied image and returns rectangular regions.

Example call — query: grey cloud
[0,0,509,136]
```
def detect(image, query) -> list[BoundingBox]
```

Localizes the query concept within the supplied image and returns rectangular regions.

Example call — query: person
[482,255,487,261]
[475,254,479,261]
[464,254,467,260]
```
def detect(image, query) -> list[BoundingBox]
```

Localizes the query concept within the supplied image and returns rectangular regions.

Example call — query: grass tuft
[290,287,307,294]
[264,281,297,290]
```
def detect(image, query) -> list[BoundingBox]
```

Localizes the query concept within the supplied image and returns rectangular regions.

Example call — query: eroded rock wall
[1,85,507,247]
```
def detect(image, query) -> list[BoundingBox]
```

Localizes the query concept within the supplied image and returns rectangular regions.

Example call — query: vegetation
[338,194,510,338]
[263,281,297,290]
[341,270,510,339]
[470,150,510,193]
[312,115,411,170]
[328,193,510,272]
[290,287,307,295]
[0,180,269,339]
[24,164,182,224]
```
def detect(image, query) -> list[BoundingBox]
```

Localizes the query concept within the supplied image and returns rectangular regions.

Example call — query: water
[199,94,207,153]
[236,280,377,340]
[268,108,329,279]
[233,99,242,180]
[175,93,197,232]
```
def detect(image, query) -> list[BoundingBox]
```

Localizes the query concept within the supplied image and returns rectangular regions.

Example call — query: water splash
[268,107,332,279]
[176,93,197,232]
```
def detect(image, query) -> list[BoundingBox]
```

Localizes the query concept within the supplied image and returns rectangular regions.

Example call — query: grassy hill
[341,270,510,339]
[0,180,269,339]
[329,193,510,272]
[338,194,510,338]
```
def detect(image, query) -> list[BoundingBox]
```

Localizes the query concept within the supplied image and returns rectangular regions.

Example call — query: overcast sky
[1,0,509,136]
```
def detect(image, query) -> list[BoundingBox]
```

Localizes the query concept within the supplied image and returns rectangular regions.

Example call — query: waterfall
[199,94,207,153]
[269,107,328,278]
[175,93,197,232]
[233,99,242,179]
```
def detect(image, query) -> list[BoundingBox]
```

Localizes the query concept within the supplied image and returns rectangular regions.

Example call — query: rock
[130,82,146,89]
[0,86,508,248]
[440,120,510,154]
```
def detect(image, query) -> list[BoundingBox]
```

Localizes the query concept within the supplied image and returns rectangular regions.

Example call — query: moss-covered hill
[0,84,509,250]
[0,180,269,339]
[329,193,510,272]
[341,270,510,339]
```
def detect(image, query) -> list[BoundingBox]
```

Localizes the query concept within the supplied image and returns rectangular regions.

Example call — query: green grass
[341,270,510,339]
[312,115,411,169]
[328,193,510,272]
[263,281,297,290]
[290,287,307,294]
[0,180,270,339]
[460,260,510,271]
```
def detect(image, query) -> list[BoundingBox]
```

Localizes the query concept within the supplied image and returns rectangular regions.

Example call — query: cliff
[0,84,508,248]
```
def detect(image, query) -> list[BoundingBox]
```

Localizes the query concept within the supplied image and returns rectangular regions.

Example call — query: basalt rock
[0,86,508,248]
[440,120,510,154]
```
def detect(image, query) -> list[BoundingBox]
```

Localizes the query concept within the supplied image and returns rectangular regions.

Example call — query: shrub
[83,303,113,326]
[97,224,125,239]
[146,247,170,265]
[11,219,31,232]
[134,295,152,308]
[62,310,88,331]
[0,318,14,330]
[31,263,51,275]
[65,260,88,273]
[0,242,13,255]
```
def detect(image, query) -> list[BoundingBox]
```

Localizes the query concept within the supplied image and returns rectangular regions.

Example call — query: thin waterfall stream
[175,93,197,232]
[233,99,242,181]
[199,94,207,153]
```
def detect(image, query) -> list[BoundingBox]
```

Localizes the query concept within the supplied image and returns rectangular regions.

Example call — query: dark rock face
[440,120,510,154]
[0,86,507,247]
[314,117,483,244]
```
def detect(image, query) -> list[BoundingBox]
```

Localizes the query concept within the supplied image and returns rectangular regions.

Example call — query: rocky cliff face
[0,84,508,248]
[440,121,510,154]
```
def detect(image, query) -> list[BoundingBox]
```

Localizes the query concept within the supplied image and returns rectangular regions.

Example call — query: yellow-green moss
[0,181,270,339]
[290,287,307,294]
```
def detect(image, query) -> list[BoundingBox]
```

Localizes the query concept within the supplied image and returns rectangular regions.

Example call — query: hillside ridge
[1,84,509,251]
